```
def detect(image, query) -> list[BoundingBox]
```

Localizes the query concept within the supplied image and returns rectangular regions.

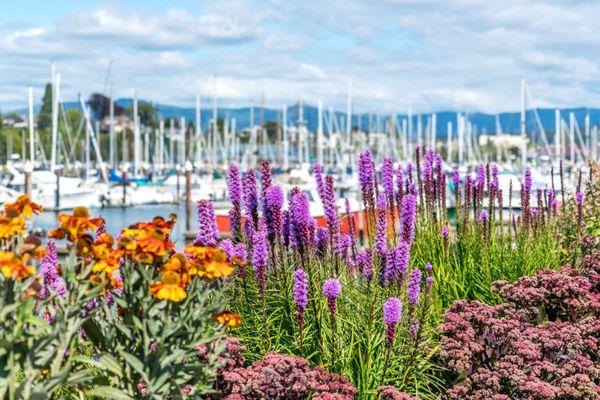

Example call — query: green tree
[38,82,53,130]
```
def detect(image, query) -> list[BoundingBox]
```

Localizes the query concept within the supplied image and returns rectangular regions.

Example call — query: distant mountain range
[9,99,600,138]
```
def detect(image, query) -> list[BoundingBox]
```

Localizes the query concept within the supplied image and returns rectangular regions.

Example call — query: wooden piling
[54,170,60,210]
[185,162,192,232]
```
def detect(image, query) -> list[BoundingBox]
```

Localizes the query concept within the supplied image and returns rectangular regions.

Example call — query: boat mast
[133,93,141,176]
[109,97,115,168]
[520,78,527,165]
[51,65,60,172]
[554,109,561,163]
[195,93,202,167]
[446,121,452,163]
[28,87,35,165]
[317,99,324,165]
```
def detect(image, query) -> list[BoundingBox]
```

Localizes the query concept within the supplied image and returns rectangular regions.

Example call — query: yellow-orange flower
[50,207,104,242]
[136,229,173,259]
[185,245,234,280]
[213,311,241,328]
[0,213,25,240]
[149,271,187,302]
[4,195,43,217]
[0,251,34,280]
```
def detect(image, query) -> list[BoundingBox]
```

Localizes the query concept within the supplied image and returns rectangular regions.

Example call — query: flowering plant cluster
[440,246,600,399]
[0,196,239,399]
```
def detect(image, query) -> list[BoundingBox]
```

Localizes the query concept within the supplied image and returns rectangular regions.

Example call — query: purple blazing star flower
[323,278,341,318]
[258,159,272,201]
[243,168,259,229]
[227,164,243,205]
[358,149,375,206]
[232,243,247,264]
[407,268,422,306]
[400,194,417,246]
[480,209,488,222]
[356,248,374,281]
[442,225,449,239]
[194,200,218,246]
[293,269,308,331]
[323,175,340,243]
[289,189,312,253]
[316,227,330,256]
[264,185,284,240]
[314,164,325,199]
[383,297,402,346]
[576,191,584,226]
[220,239,233,260]
[375,194,388,256]
[382,157,395,200]
[39,241,66,299]
[252,226,268,297]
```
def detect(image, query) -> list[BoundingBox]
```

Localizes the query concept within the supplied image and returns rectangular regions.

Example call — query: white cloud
[0,1,598,113]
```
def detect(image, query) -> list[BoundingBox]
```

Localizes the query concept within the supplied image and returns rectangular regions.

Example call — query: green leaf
[86,386,133,400]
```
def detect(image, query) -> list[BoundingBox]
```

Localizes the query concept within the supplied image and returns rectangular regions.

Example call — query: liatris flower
[396,166,404,215]
[356,248,374,281]
[382,157,395,201]
[293,269,308,332]
[358,149,375,208]
[521,168,532,227]
[323,175,340,246]
[425,262,433,291]
[374,194,388,257]
[406,163,414,183]
[252,226,268,297]
[384,242,410,286]
[243,168,259,229]
[452,169,460,189]
[423,150,434,199]
[264,185,284,241]
[289,189,312,255]
[316,227,330,257]
[257,159,272,201]
[220,239,234,260]
[39,241,66,299]
[228,165,243,241]
[384,247,399,285]
[400,194,417,246]
[480,209,488,222]
[576,191,584,226]
[382,297,402,346]
[232,243,247,264]
[407,268,422,306]
[323,278,341,318]
[194,200,218,246]
[314,164,325,199]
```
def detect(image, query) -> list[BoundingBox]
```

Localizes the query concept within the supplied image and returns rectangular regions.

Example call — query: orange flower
[213,311,241,328]
[4,195,43,218]
[0,213,25,240]
[149,271,187,302]
[136,229,174,259]
[0,251,34,280]
[136,216,175,235]
[51,207,104,241]
[185,245,234,280]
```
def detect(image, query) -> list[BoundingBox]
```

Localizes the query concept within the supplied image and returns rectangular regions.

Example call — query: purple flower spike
[480,209,488,222]
[358,150,375,207]
[382,157,395,200]
[407,268,422,306]
[194,200,218,246]
[383,297,402,347]
[264,185,284,240]
[375,194,388,256]
[356,248,374,281]
[243,168,259,229]
[39,241,66,300]
[227,164,242,204]
[293,269,308,332]
[323,278,341,317]
[323,175,340,245]
[258,159,272,201]
[442,226,449,239]
[383,297,402,326]
[289,189,312,253]
[400,194,417,246]
[314,164,325,199]
[252,226,268,297]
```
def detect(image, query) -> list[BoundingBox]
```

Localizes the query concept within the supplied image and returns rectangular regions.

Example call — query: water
[31,204,201,247]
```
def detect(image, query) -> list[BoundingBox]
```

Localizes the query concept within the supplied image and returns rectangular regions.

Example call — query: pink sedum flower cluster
[440,254,600,400]
[218,352,356,399]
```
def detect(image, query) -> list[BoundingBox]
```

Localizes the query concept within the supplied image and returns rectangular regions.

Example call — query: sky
[0,0,598,113]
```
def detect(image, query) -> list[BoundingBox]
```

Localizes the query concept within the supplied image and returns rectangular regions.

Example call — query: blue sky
[1,0,598,113]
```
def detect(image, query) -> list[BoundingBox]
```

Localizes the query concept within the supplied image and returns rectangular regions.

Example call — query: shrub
[440,247,600,399]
